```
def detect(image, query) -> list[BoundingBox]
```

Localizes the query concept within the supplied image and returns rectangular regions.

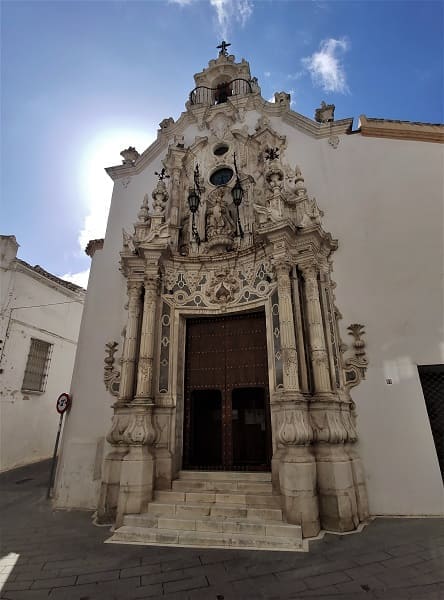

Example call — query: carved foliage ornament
[104,342,121,397]
[343,324,368,389]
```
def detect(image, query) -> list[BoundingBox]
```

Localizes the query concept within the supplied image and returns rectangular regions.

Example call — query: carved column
[273,258,320,537]
[300,263,331,394]
[118,281,143,403]
[134,276,158,402]
[275,260,299,391]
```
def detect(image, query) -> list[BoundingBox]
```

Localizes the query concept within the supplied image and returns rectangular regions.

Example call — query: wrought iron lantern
[232,153,244,238]
[187,165,201,245]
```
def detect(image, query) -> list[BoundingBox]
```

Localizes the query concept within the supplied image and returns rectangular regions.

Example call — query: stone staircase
[108,471,304,551]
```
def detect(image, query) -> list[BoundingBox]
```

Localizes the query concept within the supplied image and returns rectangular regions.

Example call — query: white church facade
[54,47,443,550]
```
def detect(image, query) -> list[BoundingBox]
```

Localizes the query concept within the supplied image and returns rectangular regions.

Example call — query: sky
[2,0,443,288]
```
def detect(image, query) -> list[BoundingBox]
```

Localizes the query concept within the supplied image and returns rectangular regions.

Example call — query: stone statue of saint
[206,188,235,240]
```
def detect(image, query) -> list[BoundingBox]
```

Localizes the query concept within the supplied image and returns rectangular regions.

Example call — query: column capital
[127,280,143,297]
[299,261,319,280]
[272,256,293,277]
[143,274,158,295]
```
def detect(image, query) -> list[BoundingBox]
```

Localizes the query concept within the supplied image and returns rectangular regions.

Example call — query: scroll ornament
[343,324,368,389]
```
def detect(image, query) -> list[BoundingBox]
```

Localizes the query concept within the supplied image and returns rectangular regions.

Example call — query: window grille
[22,338,53,392]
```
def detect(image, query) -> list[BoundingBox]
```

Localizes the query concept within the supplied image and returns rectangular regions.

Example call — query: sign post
[47,393,71,499]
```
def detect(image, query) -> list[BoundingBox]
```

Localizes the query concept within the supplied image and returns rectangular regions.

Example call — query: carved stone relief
[104,342,121,397]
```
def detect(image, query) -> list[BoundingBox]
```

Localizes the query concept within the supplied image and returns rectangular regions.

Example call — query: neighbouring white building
[0,235,85,471]
[54,47,443,551]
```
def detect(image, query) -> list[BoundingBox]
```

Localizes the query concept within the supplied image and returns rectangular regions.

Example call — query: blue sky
[2,0,442,287]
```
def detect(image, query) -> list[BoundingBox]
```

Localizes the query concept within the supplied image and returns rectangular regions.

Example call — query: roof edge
[359,115,444,143]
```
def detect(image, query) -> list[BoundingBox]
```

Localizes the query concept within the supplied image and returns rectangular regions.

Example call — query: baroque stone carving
[106,414,130,445]
[343,324,368,389]
[205,187,235,252]
[104,342,121,397]
[137,194,150,223]
[205,268,240,305]
[152,180,169,215]
[277,409,313,446]
[120,147,139,165]
[123,411,157,446]
[315,101,335,123]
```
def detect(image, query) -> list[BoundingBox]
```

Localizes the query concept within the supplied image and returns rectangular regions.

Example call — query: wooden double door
[183,311,272,471]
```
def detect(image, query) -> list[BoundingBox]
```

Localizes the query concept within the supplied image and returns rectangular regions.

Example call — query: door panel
[183,311,271,471]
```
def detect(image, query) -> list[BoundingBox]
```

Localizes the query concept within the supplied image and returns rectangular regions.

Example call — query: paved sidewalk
[0,461,443,600]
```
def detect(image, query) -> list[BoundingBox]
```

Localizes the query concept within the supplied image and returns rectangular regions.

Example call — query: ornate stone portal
[97,48,369,541]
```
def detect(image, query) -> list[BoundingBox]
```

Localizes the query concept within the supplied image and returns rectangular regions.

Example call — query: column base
[345,443,370,522]
[116,445,155,528]
[315,443,359,532]
[279,446,320,538]
[96,446,128,524]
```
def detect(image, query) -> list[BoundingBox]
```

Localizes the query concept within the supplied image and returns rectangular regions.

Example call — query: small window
[210,167,233,186]
[214,144,229,156]
[22,338,53,393]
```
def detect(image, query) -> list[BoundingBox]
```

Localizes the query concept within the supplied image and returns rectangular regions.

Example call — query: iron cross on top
[217,40,231,56]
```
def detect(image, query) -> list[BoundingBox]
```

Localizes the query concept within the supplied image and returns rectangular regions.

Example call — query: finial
[138,193,150,222]
[217,40,231,57]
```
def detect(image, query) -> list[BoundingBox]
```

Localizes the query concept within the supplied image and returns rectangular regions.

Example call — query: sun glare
[78,128,155,250]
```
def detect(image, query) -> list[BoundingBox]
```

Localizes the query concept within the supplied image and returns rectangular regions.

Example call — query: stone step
[178,470,271,482]
[109,525,303,551]
[154,490,281,508]
[124,513,302,541]
[147,501,283,521]
[172,479,273,494]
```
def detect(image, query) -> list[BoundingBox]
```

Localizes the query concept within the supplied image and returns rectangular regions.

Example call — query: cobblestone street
[1,460,443,599]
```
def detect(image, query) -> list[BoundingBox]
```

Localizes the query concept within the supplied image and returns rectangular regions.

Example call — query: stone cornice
[359,115,444,143]
[85,238,104,257]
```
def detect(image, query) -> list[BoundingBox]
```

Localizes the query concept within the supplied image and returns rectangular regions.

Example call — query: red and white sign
[56,393,71,414]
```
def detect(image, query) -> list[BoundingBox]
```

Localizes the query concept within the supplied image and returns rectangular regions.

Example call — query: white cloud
[302,37,350,94]
[61,269,90,289]
[210,0,253,38]
[287,72,303,81]
[171,0,253,38]
[264,71,271,78]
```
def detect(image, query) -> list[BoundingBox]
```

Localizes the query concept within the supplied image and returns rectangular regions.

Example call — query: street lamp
[232,153,244,238]
[187,165,201,245]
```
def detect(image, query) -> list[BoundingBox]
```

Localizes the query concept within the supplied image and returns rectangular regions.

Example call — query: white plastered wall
[0,268,84,471]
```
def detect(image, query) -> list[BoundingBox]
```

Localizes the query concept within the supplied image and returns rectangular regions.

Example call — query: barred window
[22,338,53,393]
